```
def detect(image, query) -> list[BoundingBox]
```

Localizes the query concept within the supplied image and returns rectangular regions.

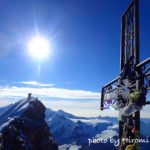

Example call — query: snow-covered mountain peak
[0,96,58,150]
[0,98,150,149]
[0,96,44,125]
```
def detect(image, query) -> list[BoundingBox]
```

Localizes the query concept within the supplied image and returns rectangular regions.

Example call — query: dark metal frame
[100,0,150,149]
[101,58,150,110]
[121,0,139,71]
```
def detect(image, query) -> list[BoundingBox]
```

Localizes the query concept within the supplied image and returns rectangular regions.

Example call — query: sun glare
[28,36,50,60]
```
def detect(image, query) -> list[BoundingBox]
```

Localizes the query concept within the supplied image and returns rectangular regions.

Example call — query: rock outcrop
[0,94,58,150]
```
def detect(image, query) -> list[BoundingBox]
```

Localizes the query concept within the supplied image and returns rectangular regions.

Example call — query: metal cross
[100,0,150,149]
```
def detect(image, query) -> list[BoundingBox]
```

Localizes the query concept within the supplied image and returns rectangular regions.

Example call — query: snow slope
[0,98,150,150]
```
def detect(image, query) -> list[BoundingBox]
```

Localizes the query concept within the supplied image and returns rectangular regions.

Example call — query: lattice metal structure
[121,0,139,71]
[100,0,150,149]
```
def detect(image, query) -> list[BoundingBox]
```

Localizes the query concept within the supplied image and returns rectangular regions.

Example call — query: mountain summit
[0,95,150,150]
[0,93,58,150]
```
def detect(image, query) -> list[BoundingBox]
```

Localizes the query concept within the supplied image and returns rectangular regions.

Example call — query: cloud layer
[0,82,101,117]
[19,81,54,87]
[0,81,149,118]
[0,84,100,100]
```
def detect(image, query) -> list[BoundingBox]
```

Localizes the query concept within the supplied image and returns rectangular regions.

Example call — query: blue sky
[0,0,149,117]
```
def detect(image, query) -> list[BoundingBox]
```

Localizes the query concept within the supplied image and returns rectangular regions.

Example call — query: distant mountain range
[0,98,150,150]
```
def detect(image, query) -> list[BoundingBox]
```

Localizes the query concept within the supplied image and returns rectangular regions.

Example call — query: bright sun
[28,36,50,60]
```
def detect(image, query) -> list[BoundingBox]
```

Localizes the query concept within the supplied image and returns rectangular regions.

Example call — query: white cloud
[0,99,13,107]
[0,98,116,117]
[19,81,54,87]
[0,84,149,118]
[141,105,150,118]
[43,99,100,117]
[42,99,119,117]
[0,85,101,117]
[0,86,100,100]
